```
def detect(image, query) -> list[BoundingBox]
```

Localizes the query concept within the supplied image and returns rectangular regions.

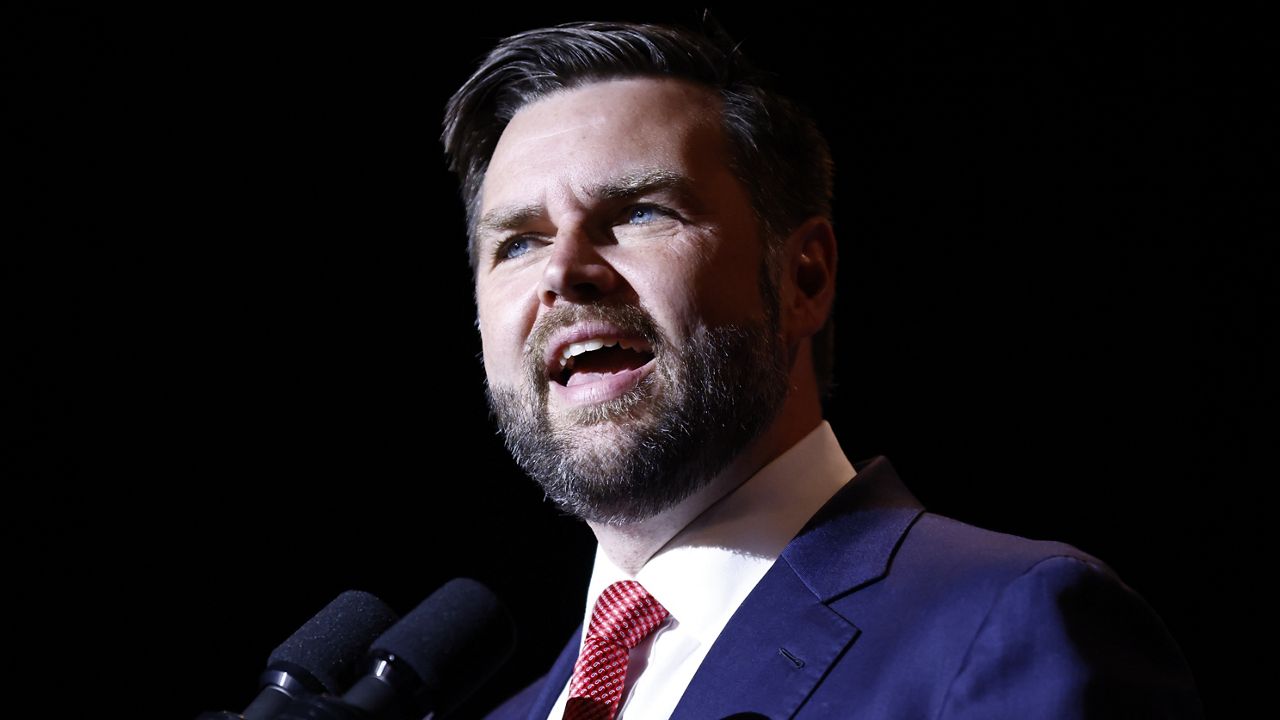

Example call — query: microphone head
[268,589,399,693]
[371,578,516,714]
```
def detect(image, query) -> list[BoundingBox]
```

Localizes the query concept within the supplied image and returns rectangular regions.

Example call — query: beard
[484,280,791,525]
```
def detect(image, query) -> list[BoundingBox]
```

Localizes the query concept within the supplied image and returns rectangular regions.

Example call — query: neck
[587,366,822,575]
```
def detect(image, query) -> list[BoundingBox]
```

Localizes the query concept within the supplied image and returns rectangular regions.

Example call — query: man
[441,20,1201,720]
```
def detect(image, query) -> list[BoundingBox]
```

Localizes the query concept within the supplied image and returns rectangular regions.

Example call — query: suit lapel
[670,456,924,719]
[525,625,581,720]
[668,558,860,720]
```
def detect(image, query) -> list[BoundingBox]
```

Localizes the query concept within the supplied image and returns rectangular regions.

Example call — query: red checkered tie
[563,580,669,720]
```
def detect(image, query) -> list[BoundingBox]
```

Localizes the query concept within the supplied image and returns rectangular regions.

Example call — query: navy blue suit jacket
[486,455,1201,719]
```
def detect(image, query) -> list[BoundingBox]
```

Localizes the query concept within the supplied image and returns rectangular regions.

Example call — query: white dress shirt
[546,421,857,720]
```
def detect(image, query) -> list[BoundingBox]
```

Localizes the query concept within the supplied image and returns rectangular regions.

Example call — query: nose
[537,225,620,306]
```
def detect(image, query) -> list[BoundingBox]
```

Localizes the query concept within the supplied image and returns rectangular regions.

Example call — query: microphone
[277,578,517,720]
[197,589,399,720]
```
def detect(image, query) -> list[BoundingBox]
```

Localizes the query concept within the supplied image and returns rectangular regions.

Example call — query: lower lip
[549,359,656,408]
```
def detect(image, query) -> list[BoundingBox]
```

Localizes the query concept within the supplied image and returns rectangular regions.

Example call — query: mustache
[523,303,664,373]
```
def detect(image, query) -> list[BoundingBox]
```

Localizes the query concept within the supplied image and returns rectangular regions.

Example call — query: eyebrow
[474,168,695,244]
[596,168,692,201]
[474,203,544,244]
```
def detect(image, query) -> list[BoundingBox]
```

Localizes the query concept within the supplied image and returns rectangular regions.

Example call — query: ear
[781,216,837,344]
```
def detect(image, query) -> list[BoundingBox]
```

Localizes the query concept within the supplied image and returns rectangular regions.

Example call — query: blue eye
[627,206,660,224]
[499,237,533,260]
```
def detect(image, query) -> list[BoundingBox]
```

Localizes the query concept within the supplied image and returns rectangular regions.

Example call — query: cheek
[475,288,527,382]
[616,239,758,340]
[708,239,766,314]
[477,323,502,380]
[612,252,701,339]
[481,321,524,381]
[680,246,763,327]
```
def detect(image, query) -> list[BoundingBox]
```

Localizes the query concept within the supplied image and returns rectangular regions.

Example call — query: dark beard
[485,300,790,525]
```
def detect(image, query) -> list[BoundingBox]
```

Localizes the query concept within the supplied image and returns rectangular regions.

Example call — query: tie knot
[586,580,668,650]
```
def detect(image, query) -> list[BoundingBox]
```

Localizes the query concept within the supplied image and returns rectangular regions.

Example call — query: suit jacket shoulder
[803,507,1201,719]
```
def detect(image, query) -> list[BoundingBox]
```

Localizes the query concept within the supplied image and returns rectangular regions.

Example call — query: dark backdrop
[10,4,1269,718]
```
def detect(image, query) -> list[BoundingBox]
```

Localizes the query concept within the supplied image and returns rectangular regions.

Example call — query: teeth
[562,337,615,359]
[555,336,654,373]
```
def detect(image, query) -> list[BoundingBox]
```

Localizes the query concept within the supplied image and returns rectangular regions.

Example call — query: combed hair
[441,19,838,399]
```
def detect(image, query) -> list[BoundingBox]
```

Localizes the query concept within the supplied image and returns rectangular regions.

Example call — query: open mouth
[552,338,656,387]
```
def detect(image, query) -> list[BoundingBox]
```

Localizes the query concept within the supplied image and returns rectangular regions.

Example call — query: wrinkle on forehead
[499,121,596,152]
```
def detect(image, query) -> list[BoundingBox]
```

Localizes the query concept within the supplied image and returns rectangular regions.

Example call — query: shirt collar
[581,421,856,646]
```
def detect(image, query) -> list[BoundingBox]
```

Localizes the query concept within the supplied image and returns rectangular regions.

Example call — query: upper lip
[541,322,655,381]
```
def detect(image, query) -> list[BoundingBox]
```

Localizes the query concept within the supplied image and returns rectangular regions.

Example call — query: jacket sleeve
[936,554,1202,719]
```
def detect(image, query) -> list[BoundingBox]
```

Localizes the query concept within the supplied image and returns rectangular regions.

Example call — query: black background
[10,4,1270,718]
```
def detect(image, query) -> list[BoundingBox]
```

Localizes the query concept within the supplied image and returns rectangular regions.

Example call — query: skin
[474,77,839,573]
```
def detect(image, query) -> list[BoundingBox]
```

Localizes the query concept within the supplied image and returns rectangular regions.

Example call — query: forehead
[480,77,727,213]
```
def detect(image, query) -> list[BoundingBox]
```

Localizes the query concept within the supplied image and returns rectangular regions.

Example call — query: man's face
[473,77,790,523]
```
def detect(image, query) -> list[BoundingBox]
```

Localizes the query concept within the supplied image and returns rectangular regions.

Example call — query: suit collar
[669,455,925,719]
[781,454,924,602]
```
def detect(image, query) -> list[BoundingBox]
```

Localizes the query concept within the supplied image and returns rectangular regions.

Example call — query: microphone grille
[268,589,399,693]
[373,578,516,712]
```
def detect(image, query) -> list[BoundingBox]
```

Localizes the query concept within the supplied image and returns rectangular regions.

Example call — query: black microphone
[277,578,517,720]
[197,590,399,720]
